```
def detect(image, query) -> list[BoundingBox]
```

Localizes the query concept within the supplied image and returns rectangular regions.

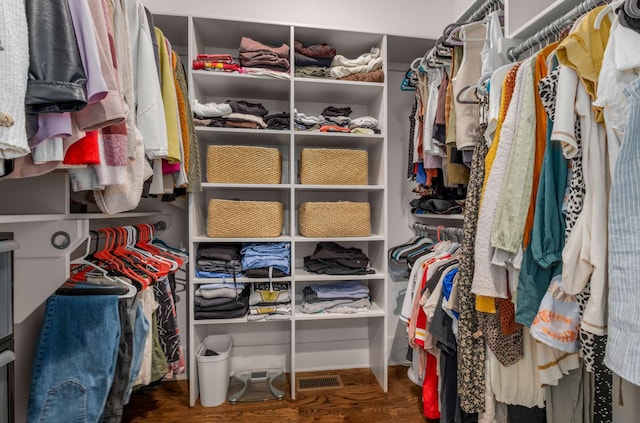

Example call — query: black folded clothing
[264,112,290,130]
[244,268,289,278]
[197,244,242,262]
[410,198,463,215]
[321,106,352,117]
[195,308,247,320]
[303,242,374,275]
[225,100,268,117]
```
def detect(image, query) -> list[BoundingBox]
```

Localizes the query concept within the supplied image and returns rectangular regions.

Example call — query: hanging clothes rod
[89,221,168,240]
[461,0,504,23]
[507,0,611,61]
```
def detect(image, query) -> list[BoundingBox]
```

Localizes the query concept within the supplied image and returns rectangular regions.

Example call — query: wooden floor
[123,366,430,422]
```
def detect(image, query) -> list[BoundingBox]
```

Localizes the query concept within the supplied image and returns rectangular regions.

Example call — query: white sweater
[561,80,608,336]
[0,0,30,160]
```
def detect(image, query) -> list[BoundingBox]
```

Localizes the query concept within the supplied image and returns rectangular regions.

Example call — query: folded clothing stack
[192,53,240,72]
[241,242,291,277]
[248,281,292,321]
[196,244,242,279]
[301,281,371,314]
[330,47,384,81]
[194,283,249,319]
[303,242,375,275]
[294,40,336,79]
[239,36,290,73]
[294,106,380,134]
[193,99,289,130]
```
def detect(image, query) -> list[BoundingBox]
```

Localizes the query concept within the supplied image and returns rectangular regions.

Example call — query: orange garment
[523,42,559,248]
[172,51,190,170]
[480,63,520,200]
[319,125,351,133]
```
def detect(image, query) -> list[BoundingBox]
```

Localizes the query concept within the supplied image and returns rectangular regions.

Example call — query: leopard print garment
[457,128,489,413]
[539,67,612,423]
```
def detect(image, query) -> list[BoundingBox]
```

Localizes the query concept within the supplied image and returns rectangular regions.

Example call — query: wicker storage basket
[207,199,284,238]
[298,202,370,237]
[207,145,282,184]
[299,148,368,185]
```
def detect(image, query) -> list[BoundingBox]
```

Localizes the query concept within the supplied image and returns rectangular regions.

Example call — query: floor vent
[296,375,344,391]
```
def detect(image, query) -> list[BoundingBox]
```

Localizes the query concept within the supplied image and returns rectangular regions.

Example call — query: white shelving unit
[156,13,388,406]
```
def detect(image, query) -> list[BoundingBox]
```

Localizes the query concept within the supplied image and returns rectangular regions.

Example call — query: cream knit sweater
[0,0,30,160]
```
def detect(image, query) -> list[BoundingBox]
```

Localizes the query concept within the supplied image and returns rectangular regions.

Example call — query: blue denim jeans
[124,300,149,404]
[27,295,121,423]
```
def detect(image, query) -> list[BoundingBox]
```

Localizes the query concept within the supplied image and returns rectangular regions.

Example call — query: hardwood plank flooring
[123,366,431,422]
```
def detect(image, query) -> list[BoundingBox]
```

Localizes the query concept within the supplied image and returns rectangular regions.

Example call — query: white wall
[386,70,421,365]
[143,0,455,40]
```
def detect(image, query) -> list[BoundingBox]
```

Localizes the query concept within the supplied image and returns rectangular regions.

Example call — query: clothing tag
[472,330,483,339]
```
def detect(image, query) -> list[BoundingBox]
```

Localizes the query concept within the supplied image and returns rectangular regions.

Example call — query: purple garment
[67,0,108,104]
[28,113,73,148]
[424,155,443,169]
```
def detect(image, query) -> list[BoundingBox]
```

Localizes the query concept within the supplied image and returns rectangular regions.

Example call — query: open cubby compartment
[191,71,290,118]
[294,318,384,372]
[293,240,387,276]
[292,27,385,74]
[191,189,291,239]
[293,190,385,238]
[192,240,292,281]
[191,322,292,396]
[293,81,384,127]
[154,14,189,59]
[198,133,292,184]
[294,279,385,312]
[293,140,384,185]
[191,17,292,64]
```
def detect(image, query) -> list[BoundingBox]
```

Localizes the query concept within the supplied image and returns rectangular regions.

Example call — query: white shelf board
[294,269,386,281]
[195,127,291,145]
[193,276,292,285]
[202,183,292,190]
[294,77,384,105]
[193,235,293,243]
[294,303,385,321]
[68,212,162,220]
[192,70,290,100]
[294,184,384,191]
[294,235,385,243]
[0,214,66,224]
[294,131,383,147]
[412,213,464,221]
[193,315,292,325]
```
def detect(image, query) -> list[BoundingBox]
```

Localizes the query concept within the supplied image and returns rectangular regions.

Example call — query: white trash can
[196,334,233,407]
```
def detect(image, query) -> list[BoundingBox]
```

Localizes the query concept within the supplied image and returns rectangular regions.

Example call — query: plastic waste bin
[196,334,233,407]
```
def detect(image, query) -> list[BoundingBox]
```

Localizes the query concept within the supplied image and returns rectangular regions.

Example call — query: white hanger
[595,0,623,29]
[70,235,137,299]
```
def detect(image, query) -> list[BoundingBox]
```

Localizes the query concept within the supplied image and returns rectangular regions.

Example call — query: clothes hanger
[94,227,150,289]
[456,84,480,104]
[441,23,463,47]
[456,23,490,44]
[595,0,624,29]
[134,225,177,273]
[137,224,186,268]
[67,235,138,299]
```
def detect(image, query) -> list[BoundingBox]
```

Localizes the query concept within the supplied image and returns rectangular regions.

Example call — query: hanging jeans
[27,294,120,423]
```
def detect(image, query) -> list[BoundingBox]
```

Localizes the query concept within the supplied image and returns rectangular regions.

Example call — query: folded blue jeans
[27,295,121,423]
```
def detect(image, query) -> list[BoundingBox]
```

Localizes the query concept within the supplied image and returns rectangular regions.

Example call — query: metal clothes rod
[89,221,167,240]
[462,0,504,23]
[507,0,612,61]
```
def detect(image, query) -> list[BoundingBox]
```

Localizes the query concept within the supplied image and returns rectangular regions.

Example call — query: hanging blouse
[452,21,486,150]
